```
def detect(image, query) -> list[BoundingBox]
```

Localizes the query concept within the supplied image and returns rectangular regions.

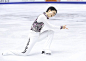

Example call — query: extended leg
[2,35,39,56]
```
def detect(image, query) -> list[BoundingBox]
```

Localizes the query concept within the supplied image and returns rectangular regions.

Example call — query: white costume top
[31,12,61,32]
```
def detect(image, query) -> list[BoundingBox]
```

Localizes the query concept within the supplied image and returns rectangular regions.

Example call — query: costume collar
[43,12,49,19]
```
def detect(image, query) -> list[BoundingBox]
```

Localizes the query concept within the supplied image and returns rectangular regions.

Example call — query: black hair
[46,6,57,13]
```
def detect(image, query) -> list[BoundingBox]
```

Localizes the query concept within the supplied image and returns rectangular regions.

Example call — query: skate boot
[41,50,51,55]
[2,51,13,56]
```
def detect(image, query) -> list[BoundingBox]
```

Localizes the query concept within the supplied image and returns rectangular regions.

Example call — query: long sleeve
[37,14,61,30]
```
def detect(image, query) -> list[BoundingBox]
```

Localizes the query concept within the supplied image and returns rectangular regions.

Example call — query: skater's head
[46,6,57,17]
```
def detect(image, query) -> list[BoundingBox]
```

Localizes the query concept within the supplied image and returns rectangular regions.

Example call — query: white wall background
[61,0,86,1]
[9,0,45,2]
[0,0,45,2]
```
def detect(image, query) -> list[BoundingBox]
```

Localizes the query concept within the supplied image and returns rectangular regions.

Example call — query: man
[2,6,68,56]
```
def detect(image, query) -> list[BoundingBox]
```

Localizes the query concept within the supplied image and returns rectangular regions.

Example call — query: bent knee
[48,30,54,34]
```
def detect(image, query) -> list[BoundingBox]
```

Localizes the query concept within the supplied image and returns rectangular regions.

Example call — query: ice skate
[41,50,51,55]
[2,51,13,56]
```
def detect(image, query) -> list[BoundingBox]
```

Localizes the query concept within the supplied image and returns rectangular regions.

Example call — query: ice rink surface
[0,4,86,61]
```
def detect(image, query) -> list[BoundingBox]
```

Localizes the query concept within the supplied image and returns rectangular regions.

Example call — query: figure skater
[2,6,68,56]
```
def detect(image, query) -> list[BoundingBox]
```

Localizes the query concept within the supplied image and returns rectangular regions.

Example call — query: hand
[63,25,68,29]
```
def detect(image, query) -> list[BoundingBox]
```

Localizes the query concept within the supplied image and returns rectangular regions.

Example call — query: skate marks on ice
[0,4,86,61]
[51,13,86,22]
[2,51,86,61]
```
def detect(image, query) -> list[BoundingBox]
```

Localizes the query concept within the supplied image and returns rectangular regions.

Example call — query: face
[47,10,57,17]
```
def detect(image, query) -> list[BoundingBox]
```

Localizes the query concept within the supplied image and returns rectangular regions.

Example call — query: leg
[38,30,54,51]
[2,33,39,56]
[21,37,38,55]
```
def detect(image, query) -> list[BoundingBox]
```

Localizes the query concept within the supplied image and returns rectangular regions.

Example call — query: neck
[45,12,49,17]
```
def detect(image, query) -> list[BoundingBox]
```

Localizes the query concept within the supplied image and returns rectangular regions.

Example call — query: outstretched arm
[42,18,68,30]
[37,15,68,30]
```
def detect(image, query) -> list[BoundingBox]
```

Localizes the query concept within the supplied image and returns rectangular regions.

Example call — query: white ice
[0,4,86,61]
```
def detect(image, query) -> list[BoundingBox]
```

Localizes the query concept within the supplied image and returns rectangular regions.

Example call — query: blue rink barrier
[0,2,86,4]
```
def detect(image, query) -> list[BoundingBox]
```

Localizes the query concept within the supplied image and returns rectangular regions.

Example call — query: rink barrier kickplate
[1,2,86,4]
[46,0,57,2]
[45,0,60,2]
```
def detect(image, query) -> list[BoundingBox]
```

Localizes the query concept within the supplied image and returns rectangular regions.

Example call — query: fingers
[64,25,68,29]
[66,28,69,29]
[63,25,69,30]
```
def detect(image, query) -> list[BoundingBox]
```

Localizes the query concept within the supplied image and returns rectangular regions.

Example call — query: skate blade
[42,53,51,55]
